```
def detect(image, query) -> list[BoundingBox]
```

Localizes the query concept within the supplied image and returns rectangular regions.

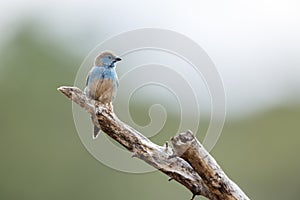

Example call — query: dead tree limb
[58,86,250,200]
[171,131,249,200]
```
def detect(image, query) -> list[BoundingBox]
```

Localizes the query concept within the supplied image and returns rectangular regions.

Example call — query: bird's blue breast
[88,67,117,83]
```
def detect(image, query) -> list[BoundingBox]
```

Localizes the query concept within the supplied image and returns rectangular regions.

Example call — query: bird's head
[94,51,122,68]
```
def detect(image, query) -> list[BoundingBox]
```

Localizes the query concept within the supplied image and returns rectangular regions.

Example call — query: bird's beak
[114,57,122,62]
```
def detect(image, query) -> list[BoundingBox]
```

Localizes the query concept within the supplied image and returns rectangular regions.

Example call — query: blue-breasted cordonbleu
[84,51,121,139]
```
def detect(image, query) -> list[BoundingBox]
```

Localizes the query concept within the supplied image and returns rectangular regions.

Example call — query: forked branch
[58,86,250,200]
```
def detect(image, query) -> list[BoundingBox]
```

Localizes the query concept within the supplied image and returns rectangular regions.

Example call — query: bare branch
[171,131,250,200]
[58,86,250,200]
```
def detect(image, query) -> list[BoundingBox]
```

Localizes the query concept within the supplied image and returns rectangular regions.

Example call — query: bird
[84,51,121,139]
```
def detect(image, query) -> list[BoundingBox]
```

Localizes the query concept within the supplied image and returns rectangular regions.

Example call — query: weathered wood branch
[171,131,250,200]
[58,86,250,200]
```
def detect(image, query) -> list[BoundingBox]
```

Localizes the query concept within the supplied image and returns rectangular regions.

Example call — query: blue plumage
[84,51,121,139]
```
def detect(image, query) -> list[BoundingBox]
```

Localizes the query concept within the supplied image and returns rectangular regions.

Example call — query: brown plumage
[87,78,115,104]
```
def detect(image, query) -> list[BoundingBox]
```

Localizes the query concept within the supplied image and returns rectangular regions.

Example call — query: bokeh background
[1,0,300,200]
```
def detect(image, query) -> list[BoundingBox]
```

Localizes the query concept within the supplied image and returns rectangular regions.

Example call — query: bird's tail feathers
[93,125,101,139]
[91,115,101,139]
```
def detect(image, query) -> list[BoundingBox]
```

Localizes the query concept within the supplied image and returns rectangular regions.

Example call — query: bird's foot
[107,102,114,112]
[95,106,102,115]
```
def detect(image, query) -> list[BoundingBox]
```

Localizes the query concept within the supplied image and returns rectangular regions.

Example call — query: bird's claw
[107,102,114,112]
[95,107,102,115]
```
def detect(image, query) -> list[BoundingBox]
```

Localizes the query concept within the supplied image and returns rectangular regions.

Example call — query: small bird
[84,51,121,139]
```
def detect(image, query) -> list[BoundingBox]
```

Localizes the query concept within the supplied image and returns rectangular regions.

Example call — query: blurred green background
[1,1,300,199]
[1,23,300,200]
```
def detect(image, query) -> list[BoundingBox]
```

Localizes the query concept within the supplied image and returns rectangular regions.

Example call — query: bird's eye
[108,56,112,59]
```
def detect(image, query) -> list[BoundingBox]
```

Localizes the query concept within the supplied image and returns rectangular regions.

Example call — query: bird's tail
[93,125,101,139]
[91,115,101,139]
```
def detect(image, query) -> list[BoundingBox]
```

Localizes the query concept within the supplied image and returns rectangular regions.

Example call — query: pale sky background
[1,0,299,118]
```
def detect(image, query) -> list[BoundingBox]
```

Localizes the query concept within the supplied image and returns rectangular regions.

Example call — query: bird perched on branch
[84,51,121,139]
